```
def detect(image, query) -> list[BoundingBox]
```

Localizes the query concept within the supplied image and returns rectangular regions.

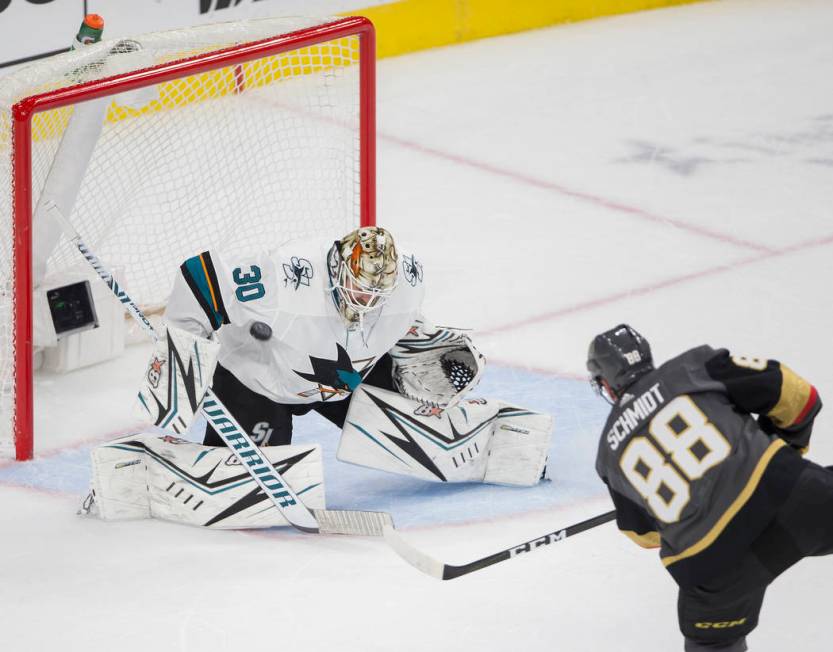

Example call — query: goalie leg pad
[339,386,499,483]
[88,433,325,528]
[339,387,551,486]
[136,325,220,435]
[483,403,553,486]
[89,440,151,521]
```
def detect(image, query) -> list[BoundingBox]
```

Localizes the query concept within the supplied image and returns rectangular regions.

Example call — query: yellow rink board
[351,0,706,58]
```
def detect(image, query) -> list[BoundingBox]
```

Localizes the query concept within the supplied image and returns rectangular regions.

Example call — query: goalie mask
[328,226,398,327]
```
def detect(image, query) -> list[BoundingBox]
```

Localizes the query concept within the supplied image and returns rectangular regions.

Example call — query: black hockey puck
[249,321,272,341]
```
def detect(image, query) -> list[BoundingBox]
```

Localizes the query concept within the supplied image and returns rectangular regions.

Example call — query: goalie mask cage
[0,16,376,461]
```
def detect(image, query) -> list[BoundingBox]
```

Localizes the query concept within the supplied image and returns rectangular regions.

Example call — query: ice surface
[2,1,832,650]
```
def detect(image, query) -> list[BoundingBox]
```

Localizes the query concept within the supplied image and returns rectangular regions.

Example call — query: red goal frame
[10,16,376,460]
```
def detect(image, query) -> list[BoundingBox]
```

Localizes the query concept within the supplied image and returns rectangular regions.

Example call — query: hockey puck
[249,321,272,341]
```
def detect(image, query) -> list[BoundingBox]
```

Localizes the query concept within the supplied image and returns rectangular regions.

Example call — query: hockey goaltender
[81,227,552,528]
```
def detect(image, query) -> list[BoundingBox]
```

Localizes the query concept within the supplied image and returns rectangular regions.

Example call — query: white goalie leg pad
[88,440,151,520]
[339,386,499,482]
[88,433,325,528]
[137,325,220,435]
[390,318,485,409]
[340,386,549,485]
[483,402,553,486]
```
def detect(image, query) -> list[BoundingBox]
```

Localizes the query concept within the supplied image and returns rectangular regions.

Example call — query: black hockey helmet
[587,324,654,399]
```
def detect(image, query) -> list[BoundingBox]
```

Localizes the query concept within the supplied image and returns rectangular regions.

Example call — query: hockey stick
[46,201,390,536]
[383,510,616,580]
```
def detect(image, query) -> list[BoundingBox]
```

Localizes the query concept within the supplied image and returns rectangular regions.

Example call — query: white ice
[2,1,833,650]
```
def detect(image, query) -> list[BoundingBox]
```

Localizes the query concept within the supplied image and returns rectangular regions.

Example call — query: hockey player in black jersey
[588,324,831,652]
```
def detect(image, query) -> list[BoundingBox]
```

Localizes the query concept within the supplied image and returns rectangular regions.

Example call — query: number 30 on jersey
[619,396,731,523]
[233,265,265,302]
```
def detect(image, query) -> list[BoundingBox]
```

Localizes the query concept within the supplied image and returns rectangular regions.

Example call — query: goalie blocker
[136,324,219,434]
[338,386,552,486]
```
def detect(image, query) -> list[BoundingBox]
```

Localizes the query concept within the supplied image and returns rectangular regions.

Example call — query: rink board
[356,0,706,59]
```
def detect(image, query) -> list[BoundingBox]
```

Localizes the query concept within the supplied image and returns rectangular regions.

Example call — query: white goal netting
[0,16,372,459]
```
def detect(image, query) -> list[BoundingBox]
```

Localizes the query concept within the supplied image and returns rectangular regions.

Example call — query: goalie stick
[383,510,616,580]
[47,201,390,537]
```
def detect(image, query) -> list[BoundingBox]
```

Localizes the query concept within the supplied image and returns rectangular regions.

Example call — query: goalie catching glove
[136,324,220,434]
[390,319,485,409]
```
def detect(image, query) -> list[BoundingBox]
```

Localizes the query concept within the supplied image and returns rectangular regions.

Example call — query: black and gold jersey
[595,345,822,587]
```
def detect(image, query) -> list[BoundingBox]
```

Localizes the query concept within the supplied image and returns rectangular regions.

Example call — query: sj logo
[252,421,274,444]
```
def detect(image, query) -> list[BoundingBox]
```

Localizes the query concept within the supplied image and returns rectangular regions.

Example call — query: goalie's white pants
[87,433,325,528]
[338,386,552,486]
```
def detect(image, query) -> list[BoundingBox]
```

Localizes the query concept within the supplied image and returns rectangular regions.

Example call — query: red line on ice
[480,231,833,337]
[380,132,775,253]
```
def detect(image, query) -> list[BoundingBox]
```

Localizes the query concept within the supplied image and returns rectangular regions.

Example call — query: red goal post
[2,16,376,460]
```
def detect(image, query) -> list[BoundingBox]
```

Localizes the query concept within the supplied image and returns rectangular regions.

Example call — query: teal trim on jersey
[337,369,363,391]
[348,422,411,466]
[183,255,223,327]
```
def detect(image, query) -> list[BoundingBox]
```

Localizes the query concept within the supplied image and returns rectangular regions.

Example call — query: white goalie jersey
[165,237,426,404]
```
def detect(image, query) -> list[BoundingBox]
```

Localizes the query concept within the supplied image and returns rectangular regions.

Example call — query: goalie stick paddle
[383,510,616,580]
[47,201,391,537]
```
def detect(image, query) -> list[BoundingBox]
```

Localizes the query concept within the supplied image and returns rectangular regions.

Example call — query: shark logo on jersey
[402,254,423,286]
[282,256,313,290]
[293,343,376,401]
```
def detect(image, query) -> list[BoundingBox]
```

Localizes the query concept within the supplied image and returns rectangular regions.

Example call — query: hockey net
[0,16,375,460]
